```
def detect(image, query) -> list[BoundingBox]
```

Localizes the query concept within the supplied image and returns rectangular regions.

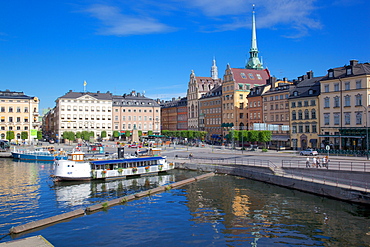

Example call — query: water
[0,158,369,246]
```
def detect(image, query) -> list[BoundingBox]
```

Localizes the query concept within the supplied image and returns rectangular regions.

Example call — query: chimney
[350,60,358,66]
[268,77,277,88]
[137,93,141,97]
[306,71,314,79]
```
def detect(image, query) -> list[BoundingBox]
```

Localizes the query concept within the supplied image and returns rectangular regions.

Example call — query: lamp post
[362,106,369,160]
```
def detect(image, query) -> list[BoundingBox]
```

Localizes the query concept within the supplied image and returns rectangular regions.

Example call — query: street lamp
[361,105,369,160]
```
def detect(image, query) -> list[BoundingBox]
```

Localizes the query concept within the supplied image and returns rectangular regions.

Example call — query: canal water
[0,158,369,246]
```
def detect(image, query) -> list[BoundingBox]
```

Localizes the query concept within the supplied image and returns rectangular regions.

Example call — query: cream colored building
[319,60,370,151]
[0,90,40,143]
[53,90,113,141]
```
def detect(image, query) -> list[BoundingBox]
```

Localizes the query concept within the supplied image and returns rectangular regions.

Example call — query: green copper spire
[246,5,263,70]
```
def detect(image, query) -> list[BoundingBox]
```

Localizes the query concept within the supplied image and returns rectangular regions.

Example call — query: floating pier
[9,172,215,235]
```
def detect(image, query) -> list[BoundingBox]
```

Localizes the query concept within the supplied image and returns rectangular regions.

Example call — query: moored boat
[53,151,174,181]
[11,146,68,161]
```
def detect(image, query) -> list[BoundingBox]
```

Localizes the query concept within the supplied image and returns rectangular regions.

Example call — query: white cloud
[82,0,322,38]
[84,4,175,36]
[181,0,322,38]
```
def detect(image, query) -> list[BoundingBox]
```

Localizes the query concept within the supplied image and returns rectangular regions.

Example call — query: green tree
[81,131,91,142]
[113,131,119,139]
[21,131,28,140]
[6,131,14,142]
[125,130,130,140]
[259,130,272,148]
[138,130,142,137]
[101,130,107,139]
[75,132,82,139]
[147,130,153,136]
[248,130,259,143]
[37,131,42,140]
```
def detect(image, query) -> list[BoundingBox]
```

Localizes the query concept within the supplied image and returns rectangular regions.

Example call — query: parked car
[300,149,318,156]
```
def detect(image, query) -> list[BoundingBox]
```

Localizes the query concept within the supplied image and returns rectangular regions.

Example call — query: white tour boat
[53,151,174,181]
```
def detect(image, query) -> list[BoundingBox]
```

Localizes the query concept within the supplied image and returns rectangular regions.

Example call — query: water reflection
[53,174,175,206]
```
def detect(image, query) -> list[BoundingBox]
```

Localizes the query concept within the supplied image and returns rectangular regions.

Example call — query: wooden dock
[0,235,53,247]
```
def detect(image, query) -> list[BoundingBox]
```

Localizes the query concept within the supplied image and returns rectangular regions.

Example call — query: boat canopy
[90,156,165,165]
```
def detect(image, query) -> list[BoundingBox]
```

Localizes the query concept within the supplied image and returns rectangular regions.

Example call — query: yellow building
[289,72,323,150]
[0,90,40,143]
[319,60,370,151]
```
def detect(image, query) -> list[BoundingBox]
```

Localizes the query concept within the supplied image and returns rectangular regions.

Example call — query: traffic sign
[326,145,330,151]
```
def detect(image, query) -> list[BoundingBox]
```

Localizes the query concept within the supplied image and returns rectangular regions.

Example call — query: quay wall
[175,162,370,205]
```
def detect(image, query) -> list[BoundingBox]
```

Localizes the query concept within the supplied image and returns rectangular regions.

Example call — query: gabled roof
[113,91,160,107]
[229,68,270,85]
[200,84,222,99]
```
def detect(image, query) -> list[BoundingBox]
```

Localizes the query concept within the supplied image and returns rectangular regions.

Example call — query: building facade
[161,97,188,131]
[187,59,222,131]
[0,90,40,143]
[289,72,322,150]
[113,91,161,138]
[53,90,113,141]
[199,85,222,141]
[319,60,370,151]
[262,80,292,149]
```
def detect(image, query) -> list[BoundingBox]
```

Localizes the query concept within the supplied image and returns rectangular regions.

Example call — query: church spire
[211,57,218,79]
[246,4,263,70]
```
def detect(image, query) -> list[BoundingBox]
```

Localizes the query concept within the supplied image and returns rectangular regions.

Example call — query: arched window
[292,111,296,120]
[311,109,316,119]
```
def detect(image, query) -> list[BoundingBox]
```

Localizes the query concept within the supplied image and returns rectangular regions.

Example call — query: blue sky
[0,0,369,111]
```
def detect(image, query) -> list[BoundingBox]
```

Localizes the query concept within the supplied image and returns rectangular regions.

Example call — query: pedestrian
[316,157,321,168]
[306,157,310,168]
[312,157,317,168]
[325,156,329,169]
[189,153,193,160]
[322,156,327,168]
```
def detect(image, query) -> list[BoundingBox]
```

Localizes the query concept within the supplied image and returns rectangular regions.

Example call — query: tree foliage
[21,131,28,140]
[6,131,14,141]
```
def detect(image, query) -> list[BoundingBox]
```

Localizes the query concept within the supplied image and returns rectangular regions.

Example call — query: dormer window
[293,91,298,96]
[308,89,313,95]
[346,67,352,75]
[328,70,334,78]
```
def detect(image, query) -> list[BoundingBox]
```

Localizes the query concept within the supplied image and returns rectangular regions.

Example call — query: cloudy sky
[0,0,369,110]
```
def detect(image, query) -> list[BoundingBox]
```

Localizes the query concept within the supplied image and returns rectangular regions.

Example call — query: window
[304,110,309,119]
[298,125,303,133]
[248,73,254,79]
[328,71,334,78]
[304,101,309,107]
[298,110,303,120]
[344,95,351,107]
[324,85,329,93]
[356,80,362,89]
[311,109,316,119]
[240,73,246,79]
[297,101,302,107]
[312,125,317,133]
[356,111,362,125]
[334,113,340,125]
[239,103,244,109]
[292,111,296,120]
[308,89,313,95]
[334,83,339,91]
[346,67,352,75]
[305,125,310,133]
[310,100,316,106]
[256,74,262,80]
[345,112,351,125]
[293,91,298,96]
[355,94,362,106]
[291,102,296,108]
[334,96,340,107]
[292,126,297,133]
[239,94,243,99]
[239,84,243,90]
[345,81,350,90]
[324,113,330,125]
[324,97,330,108]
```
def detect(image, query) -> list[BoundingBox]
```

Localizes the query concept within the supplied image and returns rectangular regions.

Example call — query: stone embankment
[173,161,370,205]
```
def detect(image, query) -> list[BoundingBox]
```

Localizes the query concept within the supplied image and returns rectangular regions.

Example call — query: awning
[271,135,290,141]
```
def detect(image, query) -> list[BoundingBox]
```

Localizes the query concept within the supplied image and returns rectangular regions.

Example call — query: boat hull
[12,152,68,161]
[53,156,174,181]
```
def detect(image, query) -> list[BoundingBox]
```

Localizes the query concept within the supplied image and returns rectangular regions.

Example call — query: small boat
[11,146,68,161]
[53,151,174,181]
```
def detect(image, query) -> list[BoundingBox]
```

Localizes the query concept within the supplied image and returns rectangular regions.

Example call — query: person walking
[312,157,317,168]
[316,157,321,168]
[306,157,310,168]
